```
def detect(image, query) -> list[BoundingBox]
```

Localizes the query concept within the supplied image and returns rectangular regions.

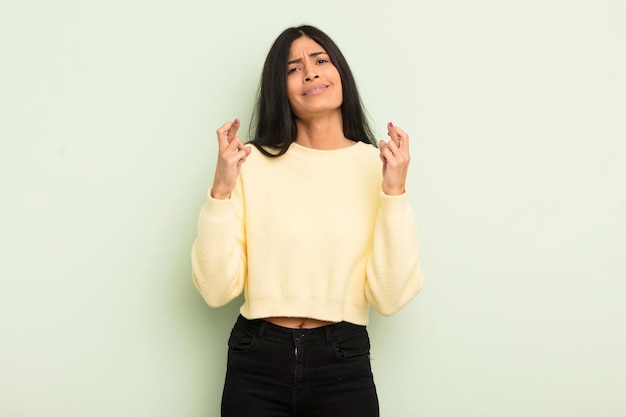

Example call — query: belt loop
[325,327,332,346]
[257,320,267,338]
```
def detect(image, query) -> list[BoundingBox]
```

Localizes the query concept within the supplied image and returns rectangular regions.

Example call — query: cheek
[332,74,343,98]
[328,69,342,91]
[286,79,299,101]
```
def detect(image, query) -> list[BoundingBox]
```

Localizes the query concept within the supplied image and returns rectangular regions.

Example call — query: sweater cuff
[379,190,409,203]
[203,188,234,218]
[378,191,413,214]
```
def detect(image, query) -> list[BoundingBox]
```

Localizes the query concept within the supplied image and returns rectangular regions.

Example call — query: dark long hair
[248,25,377,157]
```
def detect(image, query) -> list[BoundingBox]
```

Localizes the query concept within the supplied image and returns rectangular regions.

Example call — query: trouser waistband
[233,314,366,346]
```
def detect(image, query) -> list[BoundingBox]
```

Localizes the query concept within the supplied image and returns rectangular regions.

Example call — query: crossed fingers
[216,119,250,166]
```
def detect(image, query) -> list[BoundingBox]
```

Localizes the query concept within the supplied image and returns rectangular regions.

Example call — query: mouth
[303,85,329,96]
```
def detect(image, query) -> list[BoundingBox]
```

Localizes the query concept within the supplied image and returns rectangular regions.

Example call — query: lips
[303,85,329,96]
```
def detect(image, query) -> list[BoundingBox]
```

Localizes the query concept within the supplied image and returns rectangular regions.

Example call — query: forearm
[366,192,424,315]
[191,195,246,307]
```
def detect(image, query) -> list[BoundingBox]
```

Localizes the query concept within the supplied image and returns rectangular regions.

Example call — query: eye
[287,66,301,74]
[316,58,328,64]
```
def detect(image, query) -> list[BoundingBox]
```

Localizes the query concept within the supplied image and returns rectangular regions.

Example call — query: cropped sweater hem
[239,296,370,326]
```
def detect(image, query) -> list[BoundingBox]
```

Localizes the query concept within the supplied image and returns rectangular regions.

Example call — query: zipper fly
[293,332,304,360]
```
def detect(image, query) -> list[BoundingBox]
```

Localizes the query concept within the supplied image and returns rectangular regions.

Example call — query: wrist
[382,185,406,196]
[210,187,231,200]
[383,190,405,196]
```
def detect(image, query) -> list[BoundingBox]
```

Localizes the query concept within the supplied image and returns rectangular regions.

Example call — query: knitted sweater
[191,141,423,325]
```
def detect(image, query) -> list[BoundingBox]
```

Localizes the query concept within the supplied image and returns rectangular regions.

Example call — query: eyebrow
[287,51,328,65]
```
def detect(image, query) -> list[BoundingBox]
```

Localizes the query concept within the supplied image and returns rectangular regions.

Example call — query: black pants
[221,315,379,417]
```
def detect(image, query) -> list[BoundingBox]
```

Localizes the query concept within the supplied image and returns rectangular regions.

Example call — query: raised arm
[191,119,250,307]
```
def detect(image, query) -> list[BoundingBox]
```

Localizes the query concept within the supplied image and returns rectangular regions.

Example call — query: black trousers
[221,315,379,417]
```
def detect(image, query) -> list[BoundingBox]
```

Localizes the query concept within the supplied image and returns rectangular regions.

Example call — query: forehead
[288,36,326,57]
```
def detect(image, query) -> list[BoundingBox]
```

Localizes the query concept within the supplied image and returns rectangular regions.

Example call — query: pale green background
[1,0,625,416]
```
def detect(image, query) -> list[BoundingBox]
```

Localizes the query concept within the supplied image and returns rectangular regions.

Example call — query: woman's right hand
[210,119,252,199]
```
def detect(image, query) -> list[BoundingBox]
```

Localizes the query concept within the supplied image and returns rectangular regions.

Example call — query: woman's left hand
[379,122,410,195]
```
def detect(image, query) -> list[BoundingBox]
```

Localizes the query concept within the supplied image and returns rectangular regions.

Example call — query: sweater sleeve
[365,192,424,316]
[191,175,247,307]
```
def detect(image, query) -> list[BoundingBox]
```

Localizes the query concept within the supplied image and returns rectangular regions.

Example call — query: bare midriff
[264,316,337,329]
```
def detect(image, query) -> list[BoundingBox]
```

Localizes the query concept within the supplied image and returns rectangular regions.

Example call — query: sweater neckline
[286,141,372,163]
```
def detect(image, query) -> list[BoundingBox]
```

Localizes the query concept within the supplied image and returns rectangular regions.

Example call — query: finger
[387,122,400,147]
[222,142,250,171]
[224,148,247,166]
[237,148,252,166]
[225,137,246,154]
[380,139,396,159]
[226,118,240,143]
[379,139,388,162]
[380,146,396,164]
[384,135,401,156]
[393,125,410,151]
[388,122,410,150]
[216,120,235,148]
[381,140,409,168]
[393,126,410,154]
[232,146,252,166]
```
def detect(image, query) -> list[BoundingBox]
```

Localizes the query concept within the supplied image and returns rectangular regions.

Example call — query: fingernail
[388,122,394,128]
[233,118,239,125]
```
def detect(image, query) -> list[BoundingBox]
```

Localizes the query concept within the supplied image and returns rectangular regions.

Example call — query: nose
[304,73,319,82]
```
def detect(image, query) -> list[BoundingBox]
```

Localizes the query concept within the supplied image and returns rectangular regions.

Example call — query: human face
[286,36,343,120]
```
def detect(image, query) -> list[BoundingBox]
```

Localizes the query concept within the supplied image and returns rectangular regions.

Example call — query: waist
[234,314,367,345]
[263,316,337,329]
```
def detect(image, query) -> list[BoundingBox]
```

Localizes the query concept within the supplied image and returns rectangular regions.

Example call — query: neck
[294,112,352,150]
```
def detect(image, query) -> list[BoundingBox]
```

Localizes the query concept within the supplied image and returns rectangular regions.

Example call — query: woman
[191,24,424,417]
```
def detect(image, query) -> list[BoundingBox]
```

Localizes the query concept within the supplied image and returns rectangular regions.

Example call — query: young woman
[191,24,424,417]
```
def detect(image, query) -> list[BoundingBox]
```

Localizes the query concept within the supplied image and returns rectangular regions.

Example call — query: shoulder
[358,141,380,157]
[355,141,381,166]
[239,143,281,176]
[246,143,285,160]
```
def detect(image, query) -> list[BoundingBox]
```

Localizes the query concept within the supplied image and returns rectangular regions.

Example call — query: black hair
[248,25,377,157]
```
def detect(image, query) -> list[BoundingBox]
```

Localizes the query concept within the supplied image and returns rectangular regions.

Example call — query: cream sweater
[191,141,423,325]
